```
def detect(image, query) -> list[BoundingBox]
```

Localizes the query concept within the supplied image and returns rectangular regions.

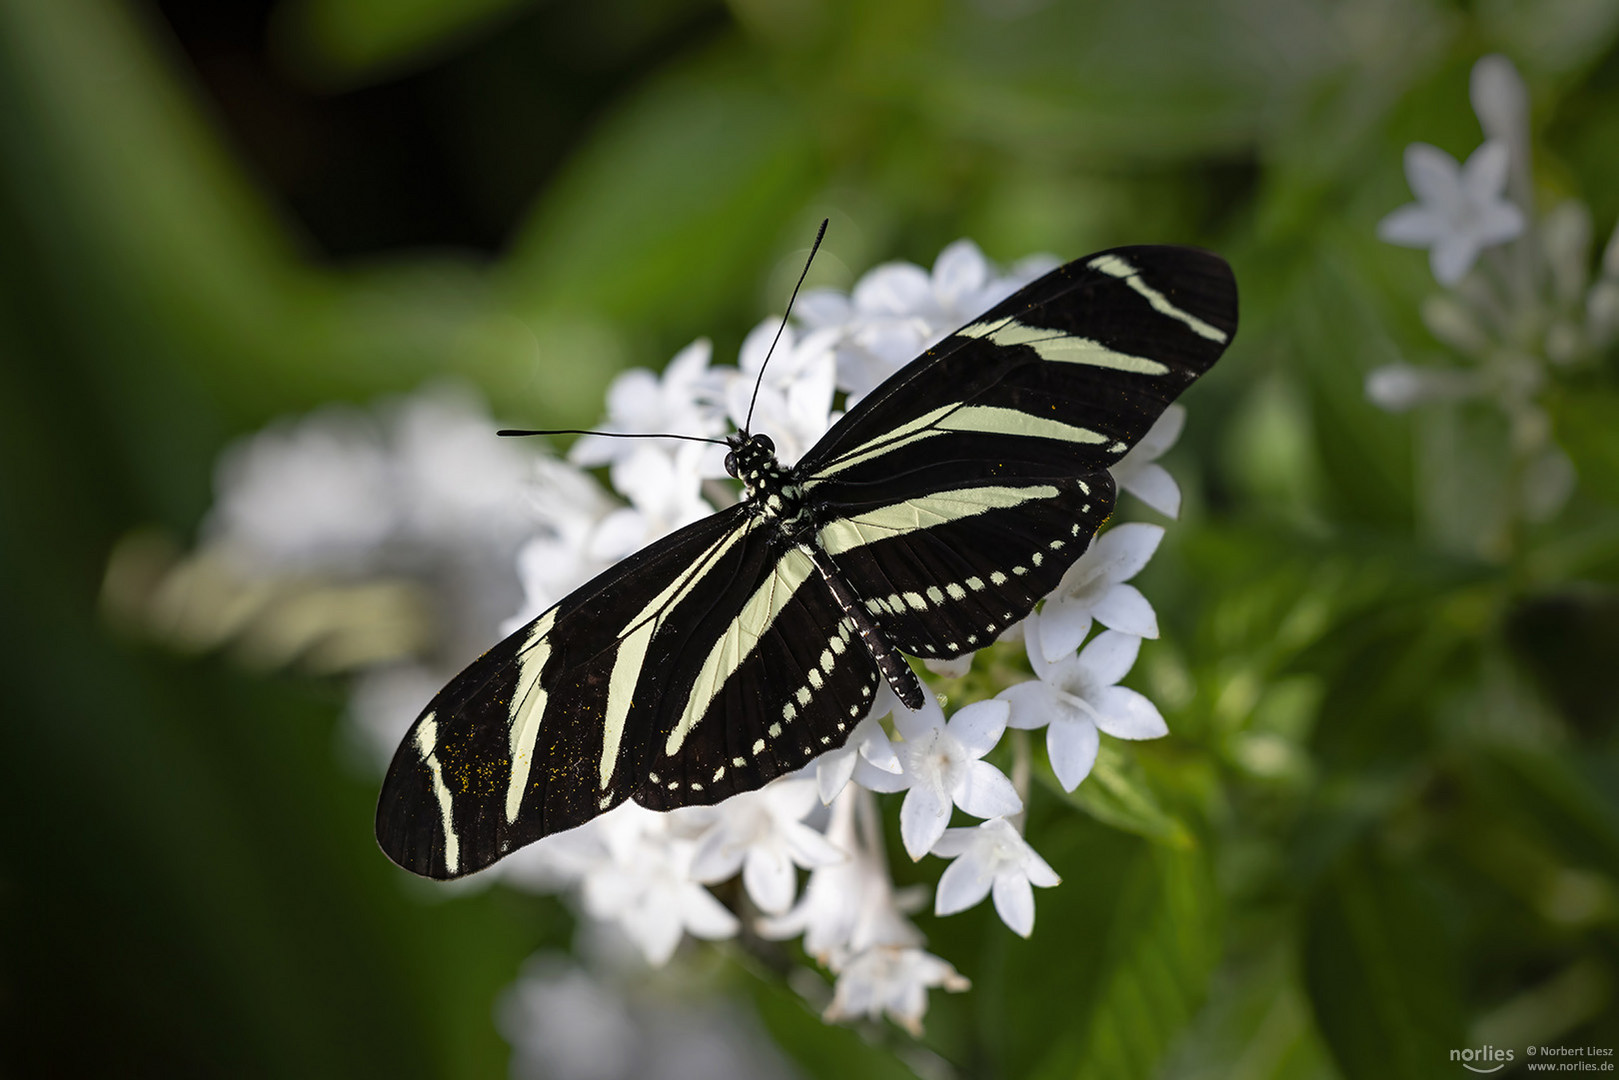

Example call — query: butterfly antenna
[497,428,730,447]
[743,218,829,435]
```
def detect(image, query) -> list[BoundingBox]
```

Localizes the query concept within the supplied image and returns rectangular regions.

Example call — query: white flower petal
[1078,629,1142,688]
[1047,717,1101,791]
[690,829,744,883]
[1036,597,1094,662]
[631,902,686,966]
[955,760,1022,820]
[1023,845,1061,889]
[1475,201,1526,247]
[817,745,859,803]
[853,755,912,793]
[1091,685,1169,740]
[781,819,847,869]
[947,699,1010,758]
[934,854,993,916]
[932,240,989,307]
[743,845,798,915]
[1094,522,1165,582]
[1404,142,1464,207]
[681,885,743,941]
[1135,404,1185,459]
[991,873,1036,937]
[900,785,952,860]
[1118,461,1181,518]
[853,263,933,316]
[924,653,974,679]
[1378,204,1448,247]
[999,678,1084,732]
[929,825,977,859]
[892,695,943,742]
[1431,232,1483,285]
[1090,583,1160,639]
[1471,55,1528,148]
[1462,140,1511,202]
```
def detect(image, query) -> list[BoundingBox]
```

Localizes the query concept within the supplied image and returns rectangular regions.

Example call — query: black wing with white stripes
[377,244,1235,879]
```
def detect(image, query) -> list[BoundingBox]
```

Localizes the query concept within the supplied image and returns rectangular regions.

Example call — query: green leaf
[1046,741,1196,849]
[1023,844,1223,1080]
[1548,386,1619,508]
[283,0,539,81]
[503,52,821,344]
[1303,843,1467,1080]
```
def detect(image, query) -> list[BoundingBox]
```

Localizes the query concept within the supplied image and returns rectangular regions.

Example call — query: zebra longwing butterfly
[377,245,1236,879]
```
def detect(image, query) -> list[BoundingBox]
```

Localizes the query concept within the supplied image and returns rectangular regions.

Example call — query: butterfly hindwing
[632,542,883,811]
[815,472,1117,659]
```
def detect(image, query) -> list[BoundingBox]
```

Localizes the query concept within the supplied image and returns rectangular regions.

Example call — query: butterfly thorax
[725,433,807,526]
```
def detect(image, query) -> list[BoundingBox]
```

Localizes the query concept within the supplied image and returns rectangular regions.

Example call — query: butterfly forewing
[378,505,755,879]
[796,246,1235,486]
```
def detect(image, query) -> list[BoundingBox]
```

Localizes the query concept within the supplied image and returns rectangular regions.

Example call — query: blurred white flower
[798,240,1056,403]
[1471,55,1532,210]
[575,804,739,966]
[1364,363,1483,412]
[1029,522,1163,663]
[570,339,726,468]
[722,320,839,467]
[1379,141,1525,285]
[499,957,640,1080]
[757,788,923,965]
[1110,404,1186,517]
[502,457,620,632]
[392,387,548,550]
[207,405,397,574]
[823,945,969,1036]
[815,707,902,805]
[889,697,1021,859]
[596,442,715,558]
[932,817,1061,937]
[345,662,445,770]
[689,778,846,915]
[499,953,798,1080]
[1001,626,1166,791]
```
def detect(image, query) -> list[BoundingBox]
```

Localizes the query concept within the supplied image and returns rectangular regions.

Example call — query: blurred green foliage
[2,0,1618,1077]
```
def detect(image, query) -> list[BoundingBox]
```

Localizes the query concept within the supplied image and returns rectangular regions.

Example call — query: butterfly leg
[799,544,925,710]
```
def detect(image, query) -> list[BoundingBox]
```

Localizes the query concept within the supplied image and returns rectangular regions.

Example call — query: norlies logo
[1452,1045,1515,1073]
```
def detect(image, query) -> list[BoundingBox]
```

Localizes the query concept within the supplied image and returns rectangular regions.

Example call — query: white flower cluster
[1373,54,1609,534]
[489,240,1188,1035]
[181,240,1192,1039]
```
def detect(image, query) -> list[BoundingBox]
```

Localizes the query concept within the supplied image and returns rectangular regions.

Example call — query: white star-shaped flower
[688,778,846,915]
[799,240,1056,403]
[932,818,1061,937]
[1029,523,1163,663]
[1109,404,1185,518]
[888,697,1021,860]
[756,788,923,965]
[1379,141,1525,285]
[815,709,903,805]
[570,338,726,468]
[822,945,969,1036]
[1000,627,1167,791]
[575,803,739,966]
[721,319,839,467]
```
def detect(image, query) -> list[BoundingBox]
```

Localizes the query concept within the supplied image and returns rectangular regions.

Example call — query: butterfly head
[725,432,792,503]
